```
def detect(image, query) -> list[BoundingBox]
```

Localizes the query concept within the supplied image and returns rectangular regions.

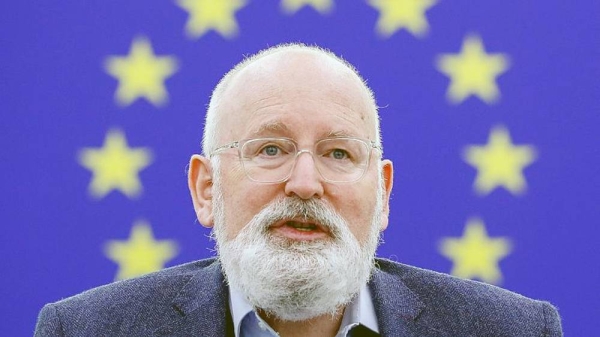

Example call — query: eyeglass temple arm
[210,141,240,157]
[370,141,382,151]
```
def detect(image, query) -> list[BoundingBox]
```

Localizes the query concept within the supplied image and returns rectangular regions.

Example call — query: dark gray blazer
[34,258,563,336]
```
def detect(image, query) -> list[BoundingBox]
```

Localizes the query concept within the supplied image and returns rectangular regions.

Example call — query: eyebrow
[326,130,355,138]
[250,121,291,137]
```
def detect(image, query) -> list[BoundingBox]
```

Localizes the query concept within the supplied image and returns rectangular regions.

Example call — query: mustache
[254,197,347,239]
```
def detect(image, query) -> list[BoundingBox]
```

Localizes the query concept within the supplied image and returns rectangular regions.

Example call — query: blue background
[1,1,599,335]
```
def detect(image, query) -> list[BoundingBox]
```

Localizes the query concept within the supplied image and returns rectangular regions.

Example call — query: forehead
[216,50,378,142]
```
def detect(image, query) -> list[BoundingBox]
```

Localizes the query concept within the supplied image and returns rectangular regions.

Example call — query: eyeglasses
[210,137,381,183]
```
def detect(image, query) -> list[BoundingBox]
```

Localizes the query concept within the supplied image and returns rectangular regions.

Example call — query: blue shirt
[229,285,379,337]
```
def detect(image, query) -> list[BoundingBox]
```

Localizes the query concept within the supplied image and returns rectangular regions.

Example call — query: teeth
[287,221,317,231]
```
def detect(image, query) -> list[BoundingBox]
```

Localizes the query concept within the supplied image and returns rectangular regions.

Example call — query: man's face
[206,51,393,246]
[188,49,393,319]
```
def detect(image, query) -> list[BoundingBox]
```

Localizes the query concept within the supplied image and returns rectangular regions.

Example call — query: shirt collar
[229,285,379,337]
[229,286,255,337]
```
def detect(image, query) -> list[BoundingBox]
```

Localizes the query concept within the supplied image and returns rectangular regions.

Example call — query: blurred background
[2,0,599,335]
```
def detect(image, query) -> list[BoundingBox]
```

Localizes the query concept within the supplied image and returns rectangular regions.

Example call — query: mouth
[269,219,331,241]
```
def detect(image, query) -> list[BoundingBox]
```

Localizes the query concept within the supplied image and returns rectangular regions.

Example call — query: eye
[328,148,350,160]
[261,145,281,156]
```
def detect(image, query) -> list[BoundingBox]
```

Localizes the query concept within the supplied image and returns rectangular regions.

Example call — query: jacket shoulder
[35,258,221,336]
[373,259,562,336]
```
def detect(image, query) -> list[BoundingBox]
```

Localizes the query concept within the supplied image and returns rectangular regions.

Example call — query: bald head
[202,44,381,156]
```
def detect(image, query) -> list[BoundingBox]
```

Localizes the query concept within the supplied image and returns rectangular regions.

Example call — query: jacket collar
[153,258,449,337]
[369,259,451,337]
[153,259,234,336]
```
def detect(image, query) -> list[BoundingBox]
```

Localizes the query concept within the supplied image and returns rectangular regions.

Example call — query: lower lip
[270,225,330,241]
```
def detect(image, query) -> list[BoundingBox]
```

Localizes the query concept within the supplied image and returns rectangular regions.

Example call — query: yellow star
[78,129,153,199]
[104,220,178,280]
[463,126,537,196]
[176,0,247,39]
[368,0,437,38]
[436,34,510,104]
[104,37,178,107]
[439,217,512,284]
[281,0,334,14]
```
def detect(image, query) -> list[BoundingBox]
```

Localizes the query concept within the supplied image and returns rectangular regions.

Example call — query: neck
[258,307,346,337]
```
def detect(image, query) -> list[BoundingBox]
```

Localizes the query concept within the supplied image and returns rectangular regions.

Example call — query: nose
[284,151,324,199]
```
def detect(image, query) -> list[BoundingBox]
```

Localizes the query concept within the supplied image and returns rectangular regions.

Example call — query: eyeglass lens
[239,138,370,183]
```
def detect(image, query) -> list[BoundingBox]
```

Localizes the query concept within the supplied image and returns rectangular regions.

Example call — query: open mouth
[285,220,319,232]
[269,219,330,240]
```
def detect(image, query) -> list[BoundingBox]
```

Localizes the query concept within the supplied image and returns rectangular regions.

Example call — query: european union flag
[1,1,598,335]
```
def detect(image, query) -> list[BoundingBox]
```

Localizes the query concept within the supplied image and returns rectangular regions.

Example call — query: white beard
[212,176,383,321]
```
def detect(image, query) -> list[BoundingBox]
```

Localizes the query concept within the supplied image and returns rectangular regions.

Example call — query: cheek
[331,186,379,243]
[220,178,281,238]
[349,201,378,243]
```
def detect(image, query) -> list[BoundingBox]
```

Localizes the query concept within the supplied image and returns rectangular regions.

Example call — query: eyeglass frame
[208,137,383,184]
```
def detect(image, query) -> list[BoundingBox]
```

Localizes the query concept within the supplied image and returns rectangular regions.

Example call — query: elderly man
[35,44,563,336]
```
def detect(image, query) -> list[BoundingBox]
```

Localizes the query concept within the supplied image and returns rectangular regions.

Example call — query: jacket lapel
[153,260,235,336]
[370,263,450,337]
[152,258,454,336]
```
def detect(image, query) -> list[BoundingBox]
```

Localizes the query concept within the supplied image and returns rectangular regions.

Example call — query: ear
[188,154,215,228]
[379,159,394,231]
